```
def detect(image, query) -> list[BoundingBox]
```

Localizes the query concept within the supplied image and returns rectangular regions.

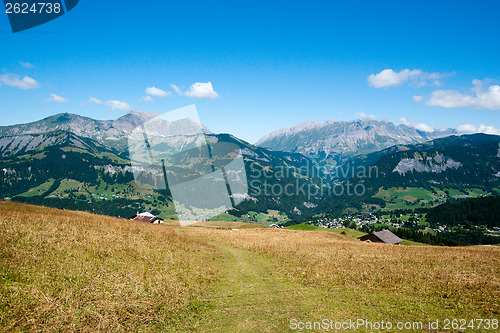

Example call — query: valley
[1,112,499,246]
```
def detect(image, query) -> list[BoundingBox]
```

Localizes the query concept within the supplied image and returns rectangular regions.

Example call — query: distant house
[358,230,403,244]
[130,212,164,224]
[269,224,281,228]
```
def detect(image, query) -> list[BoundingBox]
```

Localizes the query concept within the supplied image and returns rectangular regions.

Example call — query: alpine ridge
[256,119,457,159]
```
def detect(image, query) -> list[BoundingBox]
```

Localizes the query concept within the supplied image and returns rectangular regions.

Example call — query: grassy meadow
[0,202,222,332]
[1,201,499,332]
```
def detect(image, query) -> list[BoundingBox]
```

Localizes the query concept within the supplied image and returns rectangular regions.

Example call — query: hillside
[0,128,325,220]
[0,130,148,218]
[0,130,122,158]
[364,137,500,194]
[1,202,498,331]
[318,134,500,215]
[2,113,499,227]
[426,196,500,229]
[340,133,500,180]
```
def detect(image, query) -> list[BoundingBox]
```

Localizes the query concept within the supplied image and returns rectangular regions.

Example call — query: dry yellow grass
[1,202,499,332]
[191,221,267,229]
[185,227,500,320]
[0,202,223,332]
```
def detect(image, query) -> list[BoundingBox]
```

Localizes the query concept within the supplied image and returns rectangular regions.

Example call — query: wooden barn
[358,229,403,244]
[130,212,164,224]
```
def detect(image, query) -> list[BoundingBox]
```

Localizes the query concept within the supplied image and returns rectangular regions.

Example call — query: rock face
[0,131,108,158]
[256,119,456,158]
[393,153,463,176]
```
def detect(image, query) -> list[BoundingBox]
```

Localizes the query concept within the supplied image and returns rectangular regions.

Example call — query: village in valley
[289,211,500,246]
[305,213,428,231]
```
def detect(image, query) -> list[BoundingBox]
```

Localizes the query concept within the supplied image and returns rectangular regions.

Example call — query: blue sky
[1,0,500,143]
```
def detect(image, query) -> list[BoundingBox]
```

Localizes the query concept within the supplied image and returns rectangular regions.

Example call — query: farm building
[358,230,403,244]
[130,212,164,224]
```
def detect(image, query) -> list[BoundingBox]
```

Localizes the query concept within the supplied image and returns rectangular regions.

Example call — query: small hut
[358,229,402,244]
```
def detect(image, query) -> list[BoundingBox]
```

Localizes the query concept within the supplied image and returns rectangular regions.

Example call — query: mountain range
[0,112,157,140]
[256,119,457,166]
[1,111,499,221]
[0,112,325,220]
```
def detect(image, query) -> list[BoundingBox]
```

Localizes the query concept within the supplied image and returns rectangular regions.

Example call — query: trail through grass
[196,242,310,332]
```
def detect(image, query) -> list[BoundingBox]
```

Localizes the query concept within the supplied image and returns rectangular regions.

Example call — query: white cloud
[105,100,131,111]
[20,61,34,69]
[146,86,170,97]
[88,97,131,110]
[413,95,424,103]
[185,82,219,99]
[89,97,103,104]
[426,80,500,110]
[139,96,154,102]
[368,69,418,88]
[171,82,219,99]
[368,69,446,88]
[413,123,435,133]
[355,112,377,120]
[0,73,40,89]
[457,124,500,135]
[170,84,182,95]
[399,117,435,133]
[45,93,67,103]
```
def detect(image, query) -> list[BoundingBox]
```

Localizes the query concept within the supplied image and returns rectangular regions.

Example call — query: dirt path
[194,241,327,332]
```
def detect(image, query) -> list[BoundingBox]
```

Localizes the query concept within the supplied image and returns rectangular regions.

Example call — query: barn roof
[130,212,163,223]
[132,215,157,223]
[372,230,403,244]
